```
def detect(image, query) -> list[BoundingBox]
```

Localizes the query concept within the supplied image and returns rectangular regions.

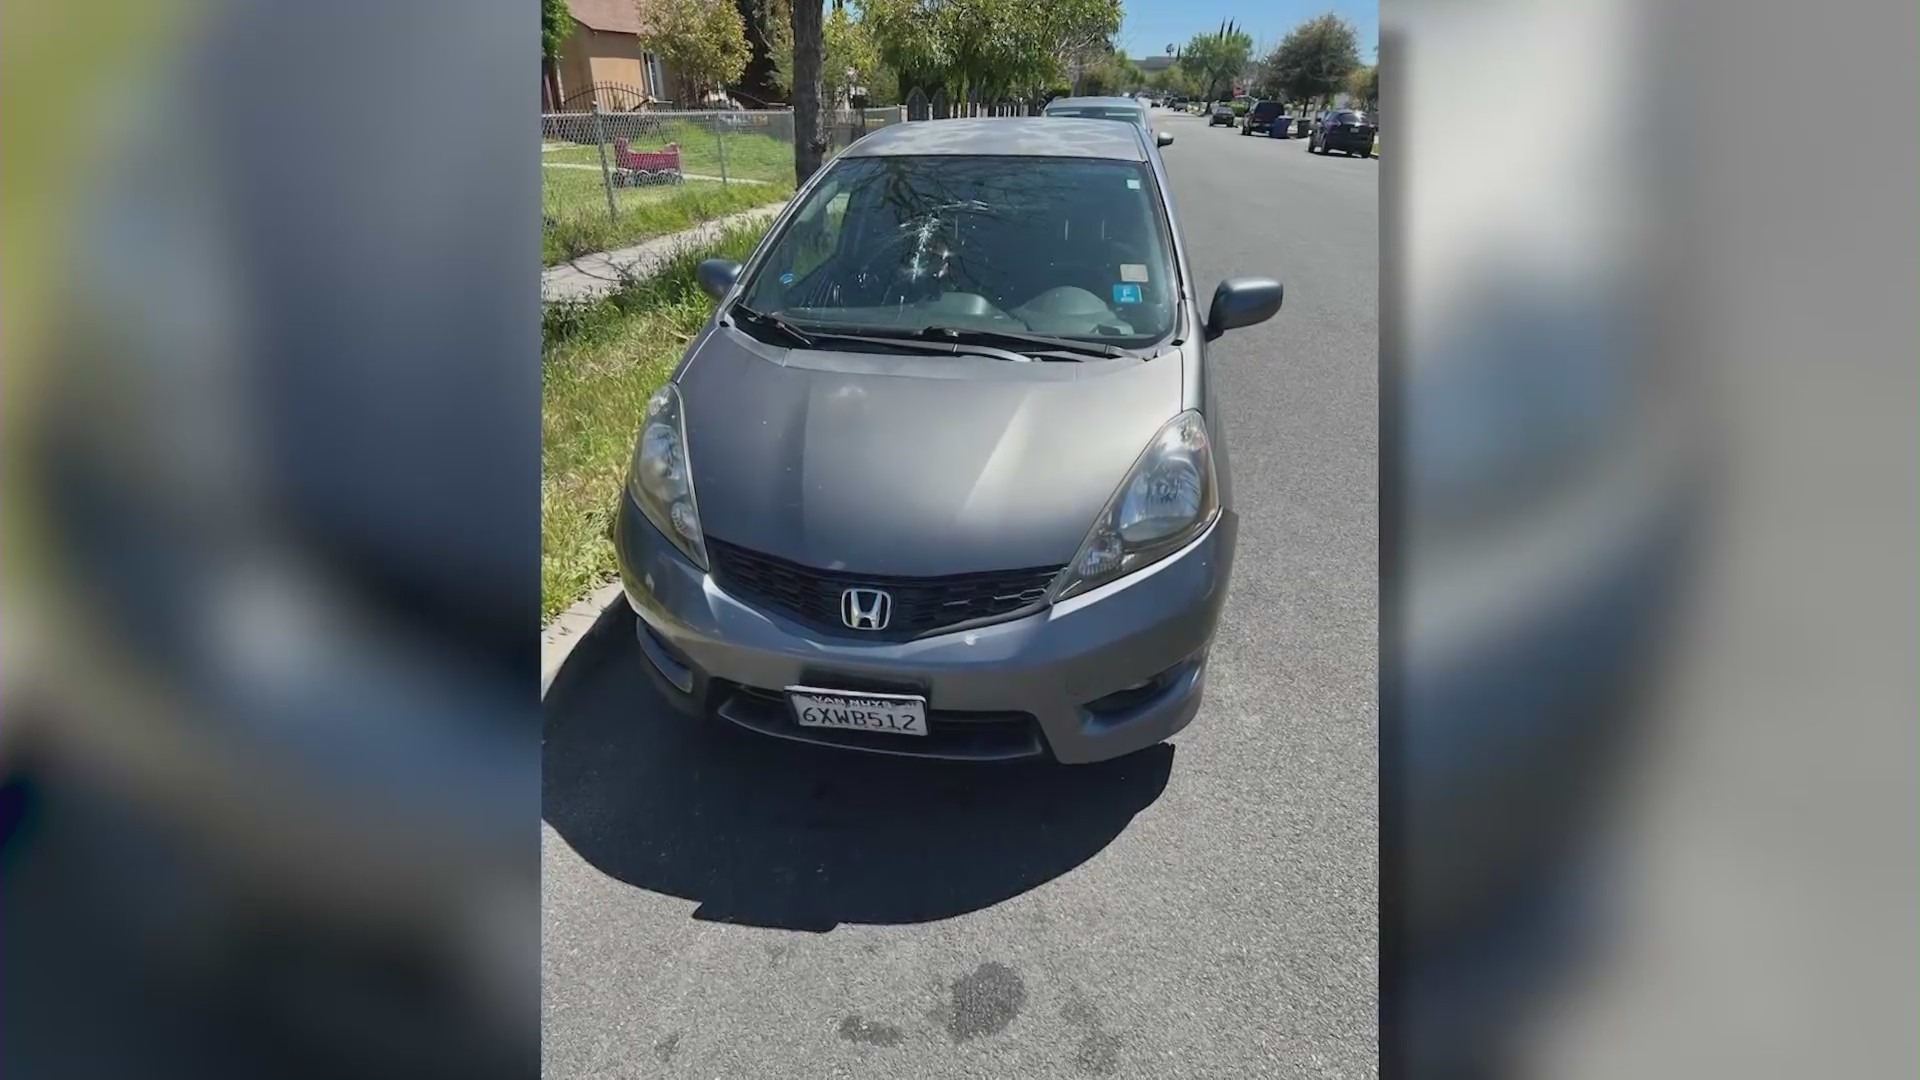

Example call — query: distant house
[1138,56,1177,75]
[546,0,675,111]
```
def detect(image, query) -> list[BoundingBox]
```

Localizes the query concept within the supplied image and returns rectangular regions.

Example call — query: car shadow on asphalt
[542,597,1174,932]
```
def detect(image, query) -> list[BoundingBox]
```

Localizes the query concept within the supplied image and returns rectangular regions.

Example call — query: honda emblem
[841,587,892,631]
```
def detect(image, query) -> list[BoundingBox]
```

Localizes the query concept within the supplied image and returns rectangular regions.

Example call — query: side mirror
[1205,276,1283,340]
[696,258,741,300]
[1156,130,1175,148]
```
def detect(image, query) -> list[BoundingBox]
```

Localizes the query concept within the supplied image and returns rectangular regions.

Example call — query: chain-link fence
[540,106,905,262]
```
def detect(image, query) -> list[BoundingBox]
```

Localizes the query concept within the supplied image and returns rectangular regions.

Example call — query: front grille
[706,536,1063,639]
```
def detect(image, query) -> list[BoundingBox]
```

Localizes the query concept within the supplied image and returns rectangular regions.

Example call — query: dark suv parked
[1241,100,1288,137]
[1309,109,1376,157]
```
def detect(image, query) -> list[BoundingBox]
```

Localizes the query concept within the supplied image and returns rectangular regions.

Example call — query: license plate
[788,687,928,737]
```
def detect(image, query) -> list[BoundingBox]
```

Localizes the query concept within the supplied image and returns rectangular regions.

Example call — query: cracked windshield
[740,155,1177,344]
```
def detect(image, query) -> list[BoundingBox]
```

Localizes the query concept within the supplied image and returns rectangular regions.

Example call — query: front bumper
[612,493,1238,764]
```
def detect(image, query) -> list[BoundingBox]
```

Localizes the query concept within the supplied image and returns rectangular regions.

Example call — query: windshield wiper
[729,309,1034,362]
[903,325,1141,360]
[729,304,815,348]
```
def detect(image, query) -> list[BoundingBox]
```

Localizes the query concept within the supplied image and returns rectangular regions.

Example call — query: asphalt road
[541,107,1379,1080]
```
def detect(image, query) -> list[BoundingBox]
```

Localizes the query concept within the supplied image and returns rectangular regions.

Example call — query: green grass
[542,120,793,183]
[542,173,792,265]
[541,223,767,620]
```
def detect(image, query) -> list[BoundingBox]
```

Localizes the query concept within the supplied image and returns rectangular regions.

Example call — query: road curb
[541,582,628,699]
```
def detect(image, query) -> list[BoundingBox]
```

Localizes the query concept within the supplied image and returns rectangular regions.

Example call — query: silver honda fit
[613,118,1281,763]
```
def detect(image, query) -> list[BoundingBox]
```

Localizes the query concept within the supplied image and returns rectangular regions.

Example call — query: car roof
[843,117,1149,161]
[1043,96,1145,110]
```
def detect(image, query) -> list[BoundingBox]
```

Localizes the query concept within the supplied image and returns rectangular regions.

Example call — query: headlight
[625,382,707,569]
[1053,410,1219,601]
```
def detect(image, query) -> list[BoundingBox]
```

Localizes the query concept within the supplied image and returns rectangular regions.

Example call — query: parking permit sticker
[779,271,795,285]
[1111,283,1143,305]
[1126,178,1141,189]
[1120,264,1149,282]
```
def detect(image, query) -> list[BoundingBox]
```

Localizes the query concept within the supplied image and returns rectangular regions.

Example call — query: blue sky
[1115,0,1378,66]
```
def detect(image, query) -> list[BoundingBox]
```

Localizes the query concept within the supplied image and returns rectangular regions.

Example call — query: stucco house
[545,0,675,110]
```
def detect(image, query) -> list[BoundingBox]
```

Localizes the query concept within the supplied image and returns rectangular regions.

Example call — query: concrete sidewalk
[541,202,788,304]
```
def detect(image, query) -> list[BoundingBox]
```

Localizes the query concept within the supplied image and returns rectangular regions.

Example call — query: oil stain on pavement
[1062,993,1121,1077]
[940,961,1027,1041]
[652,1031,681,1063]
[836,1014,905,1048]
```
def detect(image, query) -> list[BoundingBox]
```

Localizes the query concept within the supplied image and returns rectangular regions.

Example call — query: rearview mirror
[1205,277,1283,340]
[1156,130,1175,148]
[696,258,741,300]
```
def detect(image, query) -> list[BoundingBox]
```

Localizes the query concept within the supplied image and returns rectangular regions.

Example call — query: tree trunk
[542,57,564,112]
[789,0,827,184]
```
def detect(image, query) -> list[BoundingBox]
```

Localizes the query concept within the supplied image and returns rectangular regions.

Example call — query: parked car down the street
[1242,100,1290,137]
[1042,95,1175,148]
[612,118,1282,764]
[1310,109,1377,157]
[1209,103,1236,127]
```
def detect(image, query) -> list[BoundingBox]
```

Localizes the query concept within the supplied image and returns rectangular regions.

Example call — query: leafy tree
[634,0,752,104]
[1077,48,1142,96]
[862,59,901,105]
[864,0,1120,102]
[769,1,880,107]
[541,0,574,108]
[1180,20,1253,102]
[1261,13,1361,114]
[542,0,574,59]
[1047,0,1125,96]
[1148,62,1198,99]
[1345,61,1377,109]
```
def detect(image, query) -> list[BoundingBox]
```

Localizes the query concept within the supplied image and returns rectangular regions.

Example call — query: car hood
[677,324,1186,575]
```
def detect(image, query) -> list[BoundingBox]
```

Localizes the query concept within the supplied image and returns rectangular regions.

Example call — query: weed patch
[541,224,765,619]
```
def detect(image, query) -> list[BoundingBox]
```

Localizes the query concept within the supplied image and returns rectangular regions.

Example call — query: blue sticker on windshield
[779,271,795,285]
[1111,283,1143,305]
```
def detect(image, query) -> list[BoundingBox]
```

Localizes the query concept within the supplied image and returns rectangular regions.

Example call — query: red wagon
[611,138,684,186]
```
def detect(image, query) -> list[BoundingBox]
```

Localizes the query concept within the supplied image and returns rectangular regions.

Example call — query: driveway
[541,107,1379,1079]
